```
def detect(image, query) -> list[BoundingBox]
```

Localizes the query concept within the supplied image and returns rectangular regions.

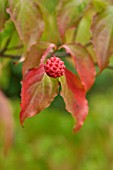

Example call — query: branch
[85,42,92,48]
[0,42,22,60]
[0,37,11,54]
[94,62,113,77]
[106,65,113,70]
[0,54,21,59]
[54,51,70,57]
[0,34,23,59]
[94,62,113,70]
[1,50,113,73]
[72,18,82,42]
[6,45,23,51]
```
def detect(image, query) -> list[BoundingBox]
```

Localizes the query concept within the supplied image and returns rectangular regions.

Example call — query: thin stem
[94,62,113,76]
[72,28,78,43]
[0,38,22,60]
[106,65,113,70]
[71,14,84,43]
[54,51,70,57]
[6,45,23,51]
[0,38,11,54]
[85,42,92,48]
[1,50,113,73]
[94,62,113,71]
[0,54,21,59]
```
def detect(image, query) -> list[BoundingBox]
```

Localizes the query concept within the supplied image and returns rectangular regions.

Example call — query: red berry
[44,56,65,78]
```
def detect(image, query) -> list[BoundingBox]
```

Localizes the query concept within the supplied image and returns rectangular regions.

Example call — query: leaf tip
[20,110,25,127]
[73,121,83,133]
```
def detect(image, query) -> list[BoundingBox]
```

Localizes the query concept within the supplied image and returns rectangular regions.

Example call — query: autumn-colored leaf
[22,45,41,76]
[0,0,9,31]
[22,43,56,76]
[61,44,96,91]
[40,43,56,64]
[0,90,13,155]
[60,68,88,132]
[20,64,59,125]
[91,6,113,70]
[57,0,88,40]
[7,0,44,50]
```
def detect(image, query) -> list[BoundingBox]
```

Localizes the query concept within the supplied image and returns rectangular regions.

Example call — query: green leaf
[41,12,61,44]
[57,0,89,40]
[91,6,113,70]
[37,2,61,44]
[0,20,23,55]
[38,0,59,13]
[20,64,59,125]
[92,0,110,12]
[0,0,9,31]
[0,20,13,50]
[7,0,44,51]
[75,8,94,45]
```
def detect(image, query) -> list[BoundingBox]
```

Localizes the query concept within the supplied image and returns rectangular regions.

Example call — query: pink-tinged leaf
[0,0,8,31]
[20,64,59,125]
[61,44,96,91]
[91,6,113,70]
[7,0,44,50]
[22,43,56,76]
[57,0,88,40]
[40,43,56,64]
[60,68,88,132]
[0,90,13,155]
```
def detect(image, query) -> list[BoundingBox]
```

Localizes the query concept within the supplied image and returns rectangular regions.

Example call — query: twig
[6,45,23,51]
[1,50,113,73]
[94,62,113,77]
[0,54,21,59]
[106,65,113,70]
[0,37,11,54]
[85,42,92,48]
[94,62,113,70]
[54,51,70,57]
[72,20,81,43]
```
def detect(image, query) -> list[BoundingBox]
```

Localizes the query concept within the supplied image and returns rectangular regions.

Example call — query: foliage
[0,0,113,155]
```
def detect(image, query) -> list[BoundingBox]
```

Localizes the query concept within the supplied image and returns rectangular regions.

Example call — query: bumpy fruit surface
[44,56,65,78]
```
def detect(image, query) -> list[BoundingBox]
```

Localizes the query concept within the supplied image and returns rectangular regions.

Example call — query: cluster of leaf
[0,0,113,134]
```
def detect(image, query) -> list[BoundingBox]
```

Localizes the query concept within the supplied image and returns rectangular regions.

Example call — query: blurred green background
[0,58,113,170]
[0,0,113,169]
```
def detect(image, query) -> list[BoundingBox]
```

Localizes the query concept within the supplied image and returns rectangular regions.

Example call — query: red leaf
[60,68,88,132]
[20,64,59,125]
[0,90,13,155]
[61,44,96,91]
